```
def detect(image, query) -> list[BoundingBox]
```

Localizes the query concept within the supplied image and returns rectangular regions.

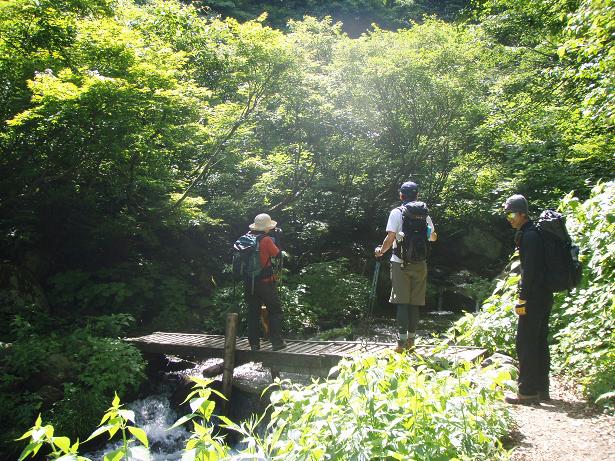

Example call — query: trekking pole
[367,255,382,320]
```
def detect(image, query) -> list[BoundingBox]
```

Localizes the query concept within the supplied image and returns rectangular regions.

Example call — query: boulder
[459,228,504,267]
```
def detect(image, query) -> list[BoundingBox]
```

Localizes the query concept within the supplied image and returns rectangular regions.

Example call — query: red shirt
[258,234,280,283]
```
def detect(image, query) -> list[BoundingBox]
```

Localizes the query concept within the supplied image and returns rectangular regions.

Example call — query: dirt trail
[508,376,615,461]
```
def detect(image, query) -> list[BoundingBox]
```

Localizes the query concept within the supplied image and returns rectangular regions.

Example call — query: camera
[271,227,283,247]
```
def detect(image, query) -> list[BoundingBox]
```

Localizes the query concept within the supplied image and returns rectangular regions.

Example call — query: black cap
[503,194,529,214]
[400,181,418,196]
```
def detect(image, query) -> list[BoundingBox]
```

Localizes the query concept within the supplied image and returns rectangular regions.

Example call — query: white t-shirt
[386,207,435,263]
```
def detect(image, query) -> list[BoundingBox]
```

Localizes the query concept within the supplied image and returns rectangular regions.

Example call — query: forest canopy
[0,0,613,455]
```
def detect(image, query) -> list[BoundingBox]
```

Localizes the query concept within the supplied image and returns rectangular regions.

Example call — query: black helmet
[503,194,529,214]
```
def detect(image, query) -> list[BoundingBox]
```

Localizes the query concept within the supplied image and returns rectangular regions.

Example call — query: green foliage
[205,0,469,34]
[16,414,89,461]
[85,393,150,461]
[447,265,519,356]
[17,354,513,460]
[557,0,614,126]
[551,183,615,407]
[0,318,146,455]
[236,352,512,460]
[283,258,370,331]
[170,376,229,460]
[1,0,614,448]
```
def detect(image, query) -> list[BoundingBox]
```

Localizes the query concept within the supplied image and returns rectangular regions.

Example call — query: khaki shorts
[389,261,427,306]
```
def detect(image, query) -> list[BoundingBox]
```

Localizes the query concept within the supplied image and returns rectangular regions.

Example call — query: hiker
[503,194,553,404]
[239,213,286,351]
[374,181,437,352]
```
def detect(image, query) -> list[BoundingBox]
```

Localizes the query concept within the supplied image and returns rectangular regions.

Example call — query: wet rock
[201,360,224,377]
[39,353,75,385]
[39,384,64,410]
[459,228,504,267]
[169,374,195,410]
[481,352,517,368]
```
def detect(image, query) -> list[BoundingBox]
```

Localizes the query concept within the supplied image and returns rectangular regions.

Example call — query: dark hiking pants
[516,291,553,395]
[244,281,283,348]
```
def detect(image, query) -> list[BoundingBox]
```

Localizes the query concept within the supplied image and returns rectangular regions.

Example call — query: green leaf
[127,426,149,447]
[17,442,42,461]
[189,397,207,413]
[15,430,33,442]
[103,447,125,461]
[85,424,114,442]
[53,436,72,453]
[170,415,194,430]
[56,455,79,461]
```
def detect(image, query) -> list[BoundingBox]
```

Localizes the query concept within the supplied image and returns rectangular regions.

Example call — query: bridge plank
[125,332,488,377]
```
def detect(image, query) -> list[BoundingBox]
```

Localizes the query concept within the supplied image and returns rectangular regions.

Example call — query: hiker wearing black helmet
[235,213,286,351]
[503,194,553,405]
[375,181,437,352]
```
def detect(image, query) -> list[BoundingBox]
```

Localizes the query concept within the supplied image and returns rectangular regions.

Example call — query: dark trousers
[516,291,553,395]
[244,281,283,347]
[396,303,419,339]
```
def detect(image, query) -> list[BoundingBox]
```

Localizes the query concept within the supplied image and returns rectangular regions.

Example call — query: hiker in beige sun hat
[249,213,277,232]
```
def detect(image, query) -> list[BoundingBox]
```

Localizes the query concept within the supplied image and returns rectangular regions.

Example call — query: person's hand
[514,298,526,316]
[430,231,438,242]
[374,246,384,258]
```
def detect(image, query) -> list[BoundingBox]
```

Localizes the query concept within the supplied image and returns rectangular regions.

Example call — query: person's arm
[519,230,541,301]
[375,232,396,257]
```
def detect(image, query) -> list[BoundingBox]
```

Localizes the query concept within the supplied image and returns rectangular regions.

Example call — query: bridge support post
[222,312,238,415]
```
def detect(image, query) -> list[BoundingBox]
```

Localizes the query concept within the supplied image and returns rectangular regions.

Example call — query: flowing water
[84,390,190,460]
[86,311,461,459]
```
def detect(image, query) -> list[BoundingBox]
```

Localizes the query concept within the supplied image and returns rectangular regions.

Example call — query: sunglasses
[506,212,516,220]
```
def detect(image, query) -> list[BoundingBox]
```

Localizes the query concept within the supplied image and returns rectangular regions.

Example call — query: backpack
[536,209,582,292]
[398,201,430,264]
[232,233,272,292]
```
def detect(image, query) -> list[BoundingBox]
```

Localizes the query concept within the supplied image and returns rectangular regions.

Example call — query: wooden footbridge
[126,331,487,377]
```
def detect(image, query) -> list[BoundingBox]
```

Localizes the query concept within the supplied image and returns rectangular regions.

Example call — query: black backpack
[536,209,582,292]
[398,201,430,263]
[232,233,272,292]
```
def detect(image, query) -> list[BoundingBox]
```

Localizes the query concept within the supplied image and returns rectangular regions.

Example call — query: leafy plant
[16,414,89,461]
[85,393,150,461]
[170,376,229,460]
[237,350,513,460]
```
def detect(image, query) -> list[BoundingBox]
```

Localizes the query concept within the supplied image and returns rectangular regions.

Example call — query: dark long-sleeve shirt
[516,220,546,299]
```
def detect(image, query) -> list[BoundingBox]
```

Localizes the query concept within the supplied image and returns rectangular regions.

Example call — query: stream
[84,311,461,460]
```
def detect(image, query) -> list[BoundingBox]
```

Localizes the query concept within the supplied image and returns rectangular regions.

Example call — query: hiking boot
[394,338,415,353]
[538,390,551,401]
[271,340,287,351]
[504,392,539,405]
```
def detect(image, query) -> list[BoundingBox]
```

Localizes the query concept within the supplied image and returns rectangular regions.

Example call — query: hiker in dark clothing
[503,194,553,404]
[244,213,286,351]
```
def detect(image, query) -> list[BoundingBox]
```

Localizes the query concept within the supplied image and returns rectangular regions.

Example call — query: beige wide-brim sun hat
[249,213,277,231]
